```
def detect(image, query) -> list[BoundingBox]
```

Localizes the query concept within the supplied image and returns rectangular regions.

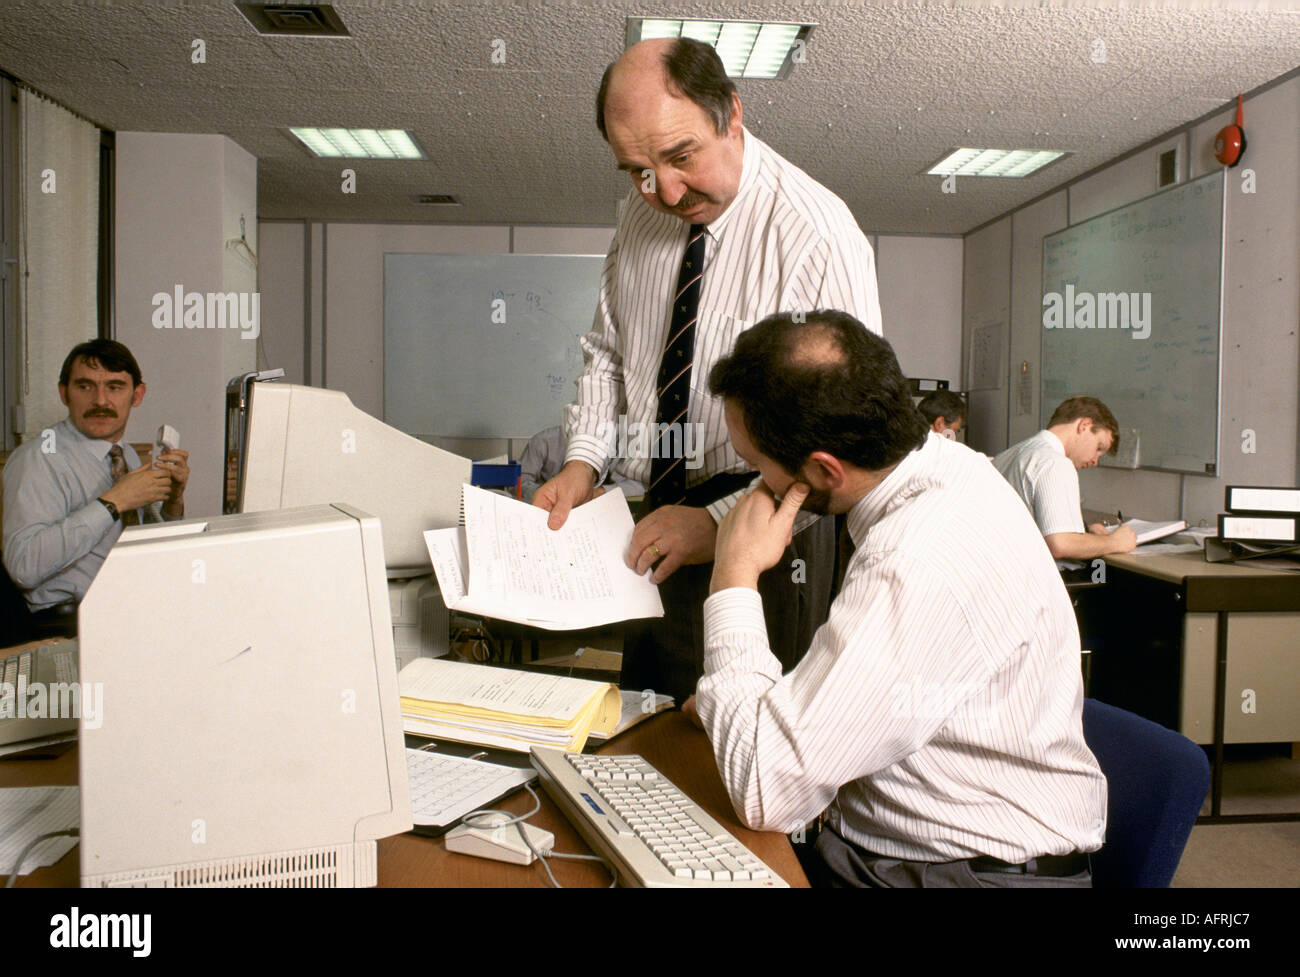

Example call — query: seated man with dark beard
[691,309,1106,888]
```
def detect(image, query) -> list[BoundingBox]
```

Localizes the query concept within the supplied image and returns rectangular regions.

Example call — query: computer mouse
[444,813,554,866]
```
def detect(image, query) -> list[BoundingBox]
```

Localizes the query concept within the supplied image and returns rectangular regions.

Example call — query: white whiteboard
[383,253,604,439]
[1041,171,1225,474]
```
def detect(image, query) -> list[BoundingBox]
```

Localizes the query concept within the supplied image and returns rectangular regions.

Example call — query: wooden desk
[1085,549,1300,823]
[3,712,809,888]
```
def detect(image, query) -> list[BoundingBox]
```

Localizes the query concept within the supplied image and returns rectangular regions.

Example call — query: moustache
[673,191,708,213]
[84,409,117,418]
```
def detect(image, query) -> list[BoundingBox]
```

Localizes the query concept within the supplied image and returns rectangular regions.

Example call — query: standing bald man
[534,38,882,703]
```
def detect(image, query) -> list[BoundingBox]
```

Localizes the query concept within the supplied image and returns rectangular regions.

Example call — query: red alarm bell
[1214,94,1247,167]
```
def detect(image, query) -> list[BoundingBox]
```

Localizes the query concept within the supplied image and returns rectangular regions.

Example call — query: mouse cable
[514,786,617,889]
[5,829,79,887]
[459,786,617,888]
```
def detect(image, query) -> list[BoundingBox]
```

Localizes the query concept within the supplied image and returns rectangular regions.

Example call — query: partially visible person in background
[918,389,967,439]
[519,425,643,503]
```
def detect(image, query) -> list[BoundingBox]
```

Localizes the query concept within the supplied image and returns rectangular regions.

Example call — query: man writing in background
[691,310,1105,887]
[3,340,190,633]
[533,37,882,703]
[993,396,1136,560]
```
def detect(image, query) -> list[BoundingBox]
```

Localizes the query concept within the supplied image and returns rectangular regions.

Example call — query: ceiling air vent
[415,195,460,206]
[235,4,350,37]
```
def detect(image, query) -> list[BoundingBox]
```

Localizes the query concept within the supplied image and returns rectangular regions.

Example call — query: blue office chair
[1082,698,1210,887]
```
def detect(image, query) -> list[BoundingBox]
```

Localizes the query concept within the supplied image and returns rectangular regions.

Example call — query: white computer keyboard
[530,748,789,888]
[405,748,536,831]
[0,640,80,748]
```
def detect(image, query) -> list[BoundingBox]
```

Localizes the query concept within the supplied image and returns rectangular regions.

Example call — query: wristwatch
[97,497,120,521]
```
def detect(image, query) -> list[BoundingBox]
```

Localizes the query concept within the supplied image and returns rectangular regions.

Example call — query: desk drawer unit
[1181,612,1300,744]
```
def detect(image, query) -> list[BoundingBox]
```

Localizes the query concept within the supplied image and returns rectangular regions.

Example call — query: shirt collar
[57,416,118,462]
[846,433,939,547]
[700,126,758,240]
[1038,429,1067,456]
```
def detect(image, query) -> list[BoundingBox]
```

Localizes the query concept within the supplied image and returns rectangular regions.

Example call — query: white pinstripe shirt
[565,128,882,520]
[993,430,1086,537]
[697,433,1107,863]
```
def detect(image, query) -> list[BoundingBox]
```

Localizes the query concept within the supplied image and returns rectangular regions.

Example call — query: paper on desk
[587,691,674,743]
[0,786,78,876]
[424,485,663,629]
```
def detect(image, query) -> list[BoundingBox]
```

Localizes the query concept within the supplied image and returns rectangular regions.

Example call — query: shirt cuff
[563,435,610,485]
[703,587,768,665]
[705,479,759,525]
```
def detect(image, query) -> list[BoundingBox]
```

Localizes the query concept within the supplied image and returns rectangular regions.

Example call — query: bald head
[601,39,674,130]
[595,37,745,225]
[597,37,738,140]
[787,324,847,370]
[710,310,928,475]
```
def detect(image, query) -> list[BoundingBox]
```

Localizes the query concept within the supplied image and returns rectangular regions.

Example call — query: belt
[968,852,1090,877]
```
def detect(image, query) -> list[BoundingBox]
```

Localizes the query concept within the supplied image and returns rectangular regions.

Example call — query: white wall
[962,219,1011,456]
[877,235,963,383]
[1007,194,1066,446]
[967,76,1300,526]
[257,221,307,385]
[115,133,257,517]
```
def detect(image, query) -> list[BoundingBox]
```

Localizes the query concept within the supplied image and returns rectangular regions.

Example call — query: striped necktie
[646,224,706,510]
[108,444,140,527]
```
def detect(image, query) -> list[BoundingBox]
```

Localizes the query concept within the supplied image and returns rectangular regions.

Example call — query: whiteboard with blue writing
[1040,170,1225,474]
[383,253,605,439]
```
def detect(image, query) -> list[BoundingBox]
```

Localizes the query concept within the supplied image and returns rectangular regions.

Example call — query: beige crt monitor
[240,382,471,576]
[78,504,412,888]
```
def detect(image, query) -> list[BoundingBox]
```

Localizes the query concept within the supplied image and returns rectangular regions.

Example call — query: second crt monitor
[78,504,412,888]
[240,382,472,575]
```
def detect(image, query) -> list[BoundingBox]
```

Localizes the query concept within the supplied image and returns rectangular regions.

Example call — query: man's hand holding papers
[424,485,664,630]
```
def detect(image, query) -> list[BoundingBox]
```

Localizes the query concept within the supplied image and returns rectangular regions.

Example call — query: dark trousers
[621,511,835,704]
[808,827,1093,889]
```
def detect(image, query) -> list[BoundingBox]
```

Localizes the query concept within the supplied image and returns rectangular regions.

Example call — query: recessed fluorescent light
[288,127,425,159]
[927,148,1066,178]
[626,18,814,79]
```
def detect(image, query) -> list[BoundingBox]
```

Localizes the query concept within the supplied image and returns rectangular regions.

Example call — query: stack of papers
[424,485,663,630]
[399,658,623,753]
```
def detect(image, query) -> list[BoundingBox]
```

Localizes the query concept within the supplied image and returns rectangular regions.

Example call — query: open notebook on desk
[1125,518,1188,545]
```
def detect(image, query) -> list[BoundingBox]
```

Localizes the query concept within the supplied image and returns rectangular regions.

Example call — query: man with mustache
[534,37,882,703]
[693,310,1105,887]
[3,340,189,632]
